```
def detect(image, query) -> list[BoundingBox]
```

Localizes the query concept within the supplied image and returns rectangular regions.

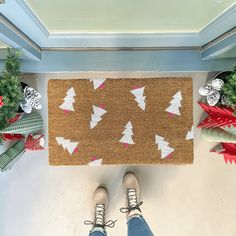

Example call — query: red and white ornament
[25,134,45,151]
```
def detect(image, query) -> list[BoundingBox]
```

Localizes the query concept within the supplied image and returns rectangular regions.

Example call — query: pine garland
[0,49,23,132]
[222,67,236,108]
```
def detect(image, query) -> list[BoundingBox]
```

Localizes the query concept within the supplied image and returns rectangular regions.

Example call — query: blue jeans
[89,216,154,236]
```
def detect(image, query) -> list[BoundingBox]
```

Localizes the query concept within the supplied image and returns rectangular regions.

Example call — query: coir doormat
[48,78,193,166]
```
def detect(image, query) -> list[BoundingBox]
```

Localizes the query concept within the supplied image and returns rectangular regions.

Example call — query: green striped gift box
[0,112,43,135]
[0,140,25,172]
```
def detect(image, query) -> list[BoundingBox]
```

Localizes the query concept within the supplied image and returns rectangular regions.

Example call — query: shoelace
[84,204,117,229]
[120,188,143,213]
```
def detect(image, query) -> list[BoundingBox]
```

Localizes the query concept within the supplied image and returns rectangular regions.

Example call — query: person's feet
[85,172,142,230]
[120,172,143,219]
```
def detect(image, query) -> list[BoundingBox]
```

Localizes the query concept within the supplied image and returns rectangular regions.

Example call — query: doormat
[48,78,193,166]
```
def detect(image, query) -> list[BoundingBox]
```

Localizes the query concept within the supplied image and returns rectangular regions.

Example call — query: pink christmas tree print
[90,78,107,90]
[88,157,103,166]
[165,91,182,117]
[119,121,135,148]
[90,104,107,129]
[130,86,146,111]
[56,137,79,155]
[59,87,76,114]
[155,134,174,159]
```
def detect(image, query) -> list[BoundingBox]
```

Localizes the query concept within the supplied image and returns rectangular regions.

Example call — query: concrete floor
[0,72,236,236]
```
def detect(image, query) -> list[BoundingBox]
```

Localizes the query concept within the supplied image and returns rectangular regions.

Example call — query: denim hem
[127,214,143,224]
[89,226,106,236]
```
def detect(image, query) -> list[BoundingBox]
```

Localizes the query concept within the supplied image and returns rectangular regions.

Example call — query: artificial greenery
[0,48,23,131]
[222,67,236,108]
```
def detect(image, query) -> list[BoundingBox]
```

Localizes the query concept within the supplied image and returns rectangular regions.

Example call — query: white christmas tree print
[90,105,107,129]
[59,87,76,112]
[130,86,146,111]
[155,134,174,159]
[186,126,194,140]
[165,91,182,116]
[90,78,107,90]
[88,157,103,166]
[56,137,79,155]
[119,121,135,147]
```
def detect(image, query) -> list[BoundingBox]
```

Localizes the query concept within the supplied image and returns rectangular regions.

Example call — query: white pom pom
[211,78,224,91]
[199,86,208,96]
[199,85,214,96]
[20,104,32,113]
[34,103,42,110]
[207,91,220,106]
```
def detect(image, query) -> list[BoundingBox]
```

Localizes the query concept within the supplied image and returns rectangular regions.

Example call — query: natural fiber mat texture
[48,78,193,166]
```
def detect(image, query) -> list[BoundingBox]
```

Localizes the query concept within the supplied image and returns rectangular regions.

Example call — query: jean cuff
[127,214,143,223]
[90,226,106,235]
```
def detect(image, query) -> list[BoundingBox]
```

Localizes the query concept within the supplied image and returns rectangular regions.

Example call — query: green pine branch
[222,67,236,108]
[0,48,23,132]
